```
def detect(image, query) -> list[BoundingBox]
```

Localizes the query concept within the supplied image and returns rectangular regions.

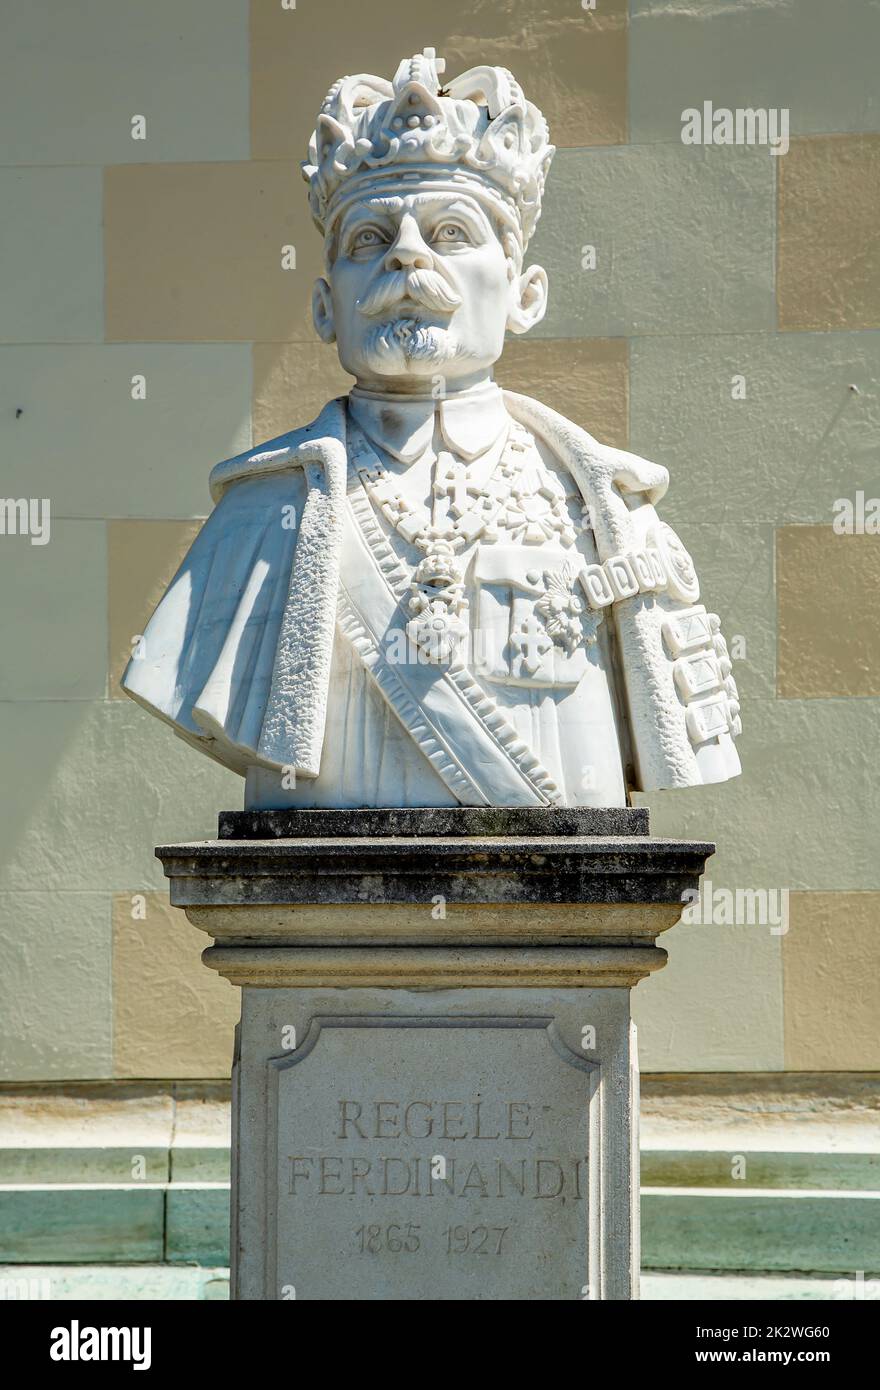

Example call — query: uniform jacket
[122,393,741,796]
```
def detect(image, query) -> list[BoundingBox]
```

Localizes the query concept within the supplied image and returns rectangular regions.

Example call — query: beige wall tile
[783,893,880,1070]
[108,520,203,700]
[249,0,627,158]
[253,338,628,449]
[252,342,354,443]
[496,338,628,449]
[104,163,319,343]
[777,526,880,698]
[778,136,880,330]
[254,337,628,449]
[112,894,238,1079]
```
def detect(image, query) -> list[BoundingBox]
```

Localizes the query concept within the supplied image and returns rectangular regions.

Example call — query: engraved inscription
[269,1020,597,1300]
[287,1096,588,1201]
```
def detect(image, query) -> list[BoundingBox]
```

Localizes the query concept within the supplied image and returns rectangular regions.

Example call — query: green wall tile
[0,702,239,895]
[0,0,249,165]
[666,521,775,701]
[0,521,107,700]
[635,918,784,1074]
[636,698,880,893]
[0,346,251,519]
[631,332,880,525]
[0,169,102,342]
[530,145,775,337]
[0,893,112,1081]
[630,0,880,143]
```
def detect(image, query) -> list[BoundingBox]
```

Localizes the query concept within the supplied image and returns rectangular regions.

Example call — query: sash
[337,466,562,808]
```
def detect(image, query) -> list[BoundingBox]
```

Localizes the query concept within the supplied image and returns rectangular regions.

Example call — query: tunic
[245,383,629,809]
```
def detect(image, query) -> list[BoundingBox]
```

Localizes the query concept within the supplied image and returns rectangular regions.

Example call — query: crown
[302,48,555,250]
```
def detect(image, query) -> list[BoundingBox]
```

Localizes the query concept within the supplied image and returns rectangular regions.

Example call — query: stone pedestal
[157,808,712,1301]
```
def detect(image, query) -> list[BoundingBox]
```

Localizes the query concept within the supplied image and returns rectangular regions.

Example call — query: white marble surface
[123,49,742,808]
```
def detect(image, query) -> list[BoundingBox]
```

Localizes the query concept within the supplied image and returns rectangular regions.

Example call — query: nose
[384,214,433,272]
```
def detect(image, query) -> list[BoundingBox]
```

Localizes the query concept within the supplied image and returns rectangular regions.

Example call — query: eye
[434,223,470,245]
[350,226,387,253]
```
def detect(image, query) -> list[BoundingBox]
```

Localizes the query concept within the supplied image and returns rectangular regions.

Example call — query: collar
[348,383,509,463]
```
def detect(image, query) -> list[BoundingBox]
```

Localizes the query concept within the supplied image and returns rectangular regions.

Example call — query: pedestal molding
[157,816,713,991]
[182,900,684,948]
[201,943,668,989]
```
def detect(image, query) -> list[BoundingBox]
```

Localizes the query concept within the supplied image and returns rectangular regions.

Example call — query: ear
[506,264,548,335]
[312,277,336,343]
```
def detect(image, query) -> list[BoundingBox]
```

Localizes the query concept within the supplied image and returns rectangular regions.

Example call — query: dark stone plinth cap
[157,832,715,908]
[218,806,649,840]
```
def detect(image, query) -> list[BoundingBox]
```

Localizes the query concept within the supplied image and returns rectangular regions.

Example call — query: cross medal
[358,428,561,667]
[401,454,472,665]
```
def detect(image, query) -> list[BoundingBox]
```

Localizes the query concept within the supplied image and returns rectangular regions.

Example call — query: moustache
[356,269,462,317]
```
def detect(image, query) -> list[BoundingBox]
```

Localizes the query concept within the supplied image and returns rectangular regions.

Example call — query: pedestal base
[234,985,635,1301]
[157,808,713,1302]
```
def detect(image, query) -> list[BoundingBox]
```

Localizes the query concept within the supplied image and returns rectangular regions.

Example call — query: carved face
[312,189,548,392]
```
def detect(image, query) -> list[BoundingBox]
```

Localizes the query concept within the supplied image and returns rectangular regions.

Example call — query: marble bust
[123,48,741,810]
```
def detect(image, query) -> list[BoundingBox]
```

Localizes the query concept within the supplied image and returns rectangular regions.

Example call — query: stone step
[4,1142,876,1192]
[3,1180,879,1275]
[642,1188,880,1274]
[0,1264,868,1302]
[0,1184,229,1265]
[1,1078,876,1276]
